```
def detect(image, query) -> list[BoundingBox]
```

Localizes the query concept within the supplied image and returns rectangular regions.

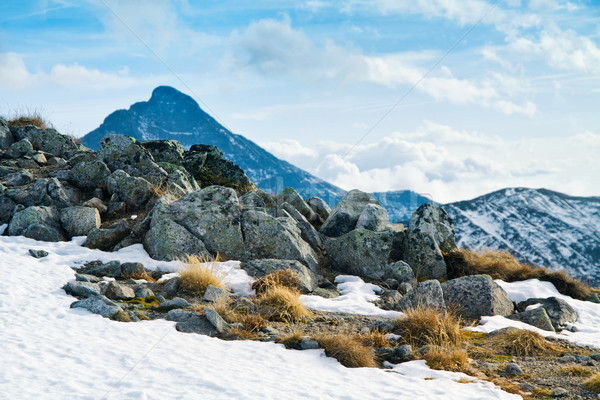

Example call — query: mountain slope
[371,190,435,223]
[82,86,345,200]
[444,188,600,283]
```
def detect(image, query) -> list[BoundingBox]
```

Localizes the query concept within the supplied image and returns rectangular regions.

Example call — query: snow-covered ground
[0,232,520,400]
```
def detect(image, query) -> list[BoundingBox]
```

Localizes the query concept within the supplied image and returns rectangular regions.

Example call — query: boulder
[396,280,446,311]
[70,160,111,189]
[0,195,16,223]
[80,260,122,277]
[63,281,102,298]
[157,297,192,311]
[403,203,456,280]
[325,229,396,280]
[355,203,389,231]
[202,285,229,302]
[175,314,218,336]
[376,345,413,364]
[165,169,200,197]
[11,126,81,159]
[120,262,147,278]
[6,138,33,159]
[204,308,230,333]
[280,202,323,251]
[307,196,331,226]
[441,275,514,320]
[240,189,276,216]
[105,170,153,209]
[144,217,209,261]
[241,210,318,272]
[516,297,577,330]
[8,206,65,241]
[86,220,130,251]
[32,152,47,165]
[276,188,316,223]
[385,261,417,285]
[0,118,14,149]
[48,178,79,208]
[59,206,101,237]
[102,281,135,300]
[142,140,185,165]
[320,190,378,237]
[70,295,122,319]
[506,307,555,332]
[2,171,33,187]
[240,259,317,293]
[97,133,166,180]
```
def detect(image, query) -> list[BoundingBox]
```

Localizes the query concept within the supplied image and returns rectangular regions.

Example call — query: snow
[467,278,600,348]
[0,235,520,399]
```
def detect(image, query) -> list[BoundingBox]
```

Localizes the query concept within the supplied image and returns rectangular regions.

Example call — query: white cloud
[49,63,138,89]
[493,100,536,116]
[0,53,35,89]
[261,139,318,160]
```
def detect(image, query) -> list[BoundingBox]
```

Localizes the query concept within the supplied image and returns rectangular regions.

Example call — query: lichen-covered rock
[98,134,167,181]
[240,259,317,293]
[102,281,135,300]
[0,118,14,149]
[0,195,16,223]
[385,261,417,285]
[105,170,153,209]
[320,190,378,237]
[280,202,323,251]
[307,196,331,227]
[2,171,33,187]
[403,203,456,280]
[144,217,209,261]
[203,285,229,302]
[63,281,102,298]
[80,260,122,277]
[47,178,79,208]
[142,139,185,165]
[86,220,130,251]
[59,206,101,237]
[276,188,316,223]
[8,206,65,241]
[183,144,254,195]
[11,125,80,159]
[151,186,244,259]
[396,280,446,311]
[204,308,230,333]
[70,295,122,319]
[165,169,200,197]
[240,189,276,216]
[516,297,577,330]
[325,229,396,280]
[70,160,111,189]
[507,307,555,332]
[355,203,389,232]
[441,275,514,320]
[6,138,33,159]
[241,210,318,272]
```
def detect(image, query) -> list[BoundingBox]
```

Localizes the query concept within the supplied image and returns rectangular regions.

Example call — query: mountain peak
[148,86,198,109]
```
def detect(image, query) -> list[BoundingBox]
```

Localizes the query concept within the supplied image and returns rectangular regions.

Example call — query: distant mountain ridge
[443,188,600,283]
[81,86,426,221]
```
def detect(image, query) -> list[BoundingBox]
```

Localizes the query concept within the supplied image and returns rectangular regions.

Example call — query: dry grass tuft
[315,333,377,368]
[252,269,301,295]
[256,286,312,322]
[359,330,391,349]
[487,328,559,357]
[278,331,305,349]
[122,270,156,282]
[394,306,464,349]
[177,254,225,295]
[236,314,267,333]
[444,249,594,300]
[489,378,522,394]
[559,365,594,377]
[6,111,51,129]
[422,347,470,373]
[582,373,600,392]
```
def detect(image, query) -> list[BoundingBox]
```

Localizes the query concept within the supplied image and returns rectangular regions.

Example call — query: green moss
[121,296,161,309]
[111,310,132,322]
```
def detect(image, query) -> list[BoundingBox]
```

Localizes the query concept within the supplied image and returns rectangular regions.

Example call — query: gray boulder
[175,314,218,336]
[105,170,153,209]
[403,203,456,280]
[397,280,446,311]
[280,202,323,251]
[134,286,155,299]
[59,206,101,237]
[203,285,229,302]
[70,295,122,319]
[0,195,16,223]
[8,206,65,241]
[159,297,192,310]
[63,281,102,298]
[355,203,389,231]
[385,261,417,285]
[240,189,276,216]
[3,171,33,187]
[320,189,378,237]
[376,344,413,364]
[516,297,577,330]
[0,118,14,149]
[70,160,111,189]
[507,307,555,332]
[48,178,79,208]
[441,275,514,320]
[241,259,317,293]
[142,139,185,165]
[277,188,316,223]
[165,169,200,197]
[82,260,122,277]
[241,210,318,272]
[98,133,166,180]
[102,281,135,300]
[166,309,197,322]
[144,217,209,261]
[204,308,230,333]
[12,126,80,159]
[325,229,396,280]
[307,196,331,226]
[86,220,130,251]
[121,262,147,278]
[6,138,33,159]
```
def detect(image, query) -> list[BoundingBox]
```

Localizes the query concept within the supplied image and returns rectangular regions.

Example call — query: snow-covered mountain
[81,86,425,220]
[444,188,600,283]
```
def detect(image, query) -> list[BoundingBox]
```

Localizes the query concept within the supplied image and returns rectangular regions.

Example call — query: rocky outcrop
[397,280,446,311]
[59,206,101,238]
[516,297,577,331]
[507,307,555,332]
[8,206,65,241]
[320,190,379,237]
[441,275,514,320]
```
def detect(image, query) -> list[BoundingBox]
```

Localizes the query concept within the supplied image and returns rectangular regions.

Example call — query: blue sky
[1,0,599,203]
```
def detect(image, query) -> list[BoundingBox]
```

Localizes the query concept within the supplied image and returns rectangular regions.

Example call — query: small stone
[159,297,191,311]
[590,353,600,361]
[134,286,154,299]
[175,315,218,336]
[28,249,49,258]
[202,285,229,302]
[120,262,147,278]
[559,354,578,363]
[519,383,535,392]
[299,338,319,350]
[63,281,102,298]
[204,308,230,333]
[166,309,197,322]
[261,326,280,336]
[504,362,523,376]
[102,281,135,300]
[32,153,47,164]
[75,274,101,283]
[552,388,568,397]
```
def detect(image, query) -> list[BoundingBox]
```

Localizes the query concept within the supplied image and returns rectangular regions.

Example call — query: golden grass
[487,328,559,357]
[236,313,267,333]
[582,373,600,392]
[122,270,156,282]
[359,330,391,349]
[177,254,225,295]
[444,249,595,300]
[315,333,377,368]
[421,347,470,373]
[394,306,464,349]
[6,111,51,129]
[252,269,301,295]
[256,286,312,322]
[531,387,553,396]
[277,331,305,349]
[559,365,594,377]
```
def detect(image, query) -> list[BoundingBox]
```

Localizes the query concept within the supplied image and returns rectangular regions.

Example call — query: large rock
[48,178,79,208]
[355,203,389,231]
[0,195,16,223]
[165,169,200,197]
[70,295,122,319]
[307,196,331,226]
[276,188,316,223]
[320,190,378,237]
[142,139,185,165]
[63,281,102,298]
[70,160,111,189]
[86,220,130,251]
[144,217,209,261]
[516,297,577,330]
[325,229,398,280]
[280,202,323,251]
[8,206,65,241]
[507,307,555,332]
[241,210,318,271]
[241,259,317,293]
[403,203,456,280]
[6,138,33,159]
[441,275,514,320]
[102,281,135,300]
[396,280,446,311]
[152,186,244,259]
[59,206,101,237]
[11,125,80,159]
[97,134,167,181]
[2,171,33,187]
[240,189,276,216]
[105,170,153,209]
[0,118,14,149]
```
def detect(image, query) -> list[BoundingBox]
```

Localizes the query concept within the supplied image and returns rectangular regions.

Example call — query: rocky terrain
[3,118,600,398]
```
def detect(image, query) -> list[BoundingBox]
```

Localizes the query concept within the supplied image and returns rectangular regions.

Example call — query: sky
[1,0,599,203]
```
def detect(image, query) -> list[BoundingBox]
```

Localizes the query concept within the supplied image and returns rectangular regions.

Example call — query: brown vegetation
[256,285,312,322]
[252,269,301,295]
[486,328,560,357]
[177,254,225,295]
[394,306,463,349]
[5,111,51,129]
[582,373,600,392]
[421,347,470,373]
[314,333,377,368]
